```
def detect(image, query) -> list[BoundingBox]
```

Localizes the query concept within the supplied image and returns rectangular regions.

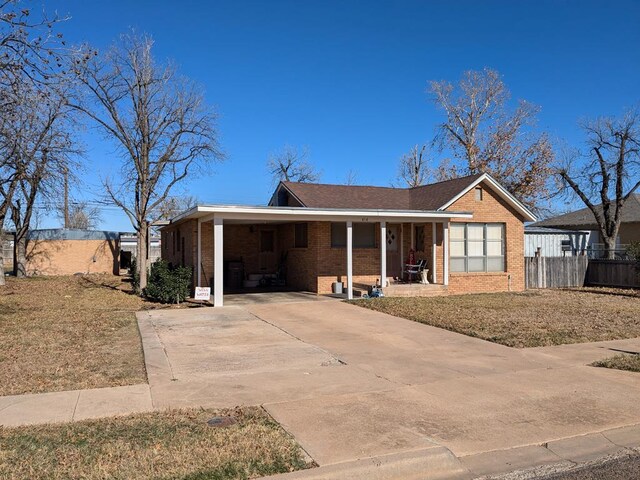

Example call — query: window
[450,223,504,273]
[331,222,376,248]
[354,223,375,248]
[475,187,483,201]
[414,225,425,251]
[294,223,308,248]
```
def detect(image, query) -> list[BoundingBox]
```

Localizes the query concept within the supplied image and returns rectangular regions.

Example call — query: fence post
[536,247,543,288]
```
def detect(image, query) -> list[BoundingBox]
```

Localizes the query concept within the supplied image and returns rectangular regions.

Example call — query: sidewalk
[0,384,152,427]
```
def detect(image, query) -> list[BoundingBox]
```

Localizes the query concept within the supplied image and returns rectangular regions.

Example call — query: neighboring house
[524,226,591,257]
[532,194,640,257]
[119,233,162,269]
[1,231,15,273]
[23,229,122,276]
[160,173,536,306]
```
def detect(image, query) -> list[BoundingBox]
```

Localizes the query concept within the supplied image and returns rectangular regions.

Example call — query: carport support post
[213,217,224,307]
[380,221,386,287]
[432,222,437,283]
[346,221,353,300]
[443,221,449,286]
[197,219,202,287]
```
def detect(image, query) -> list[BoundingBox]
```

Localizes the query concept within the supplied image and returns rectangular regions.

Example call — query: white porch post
[213,217,224,307]
[432,222,437,283]
[346,221,353,300]
[443,221,449,286]
[380,221,387,287]
[197,219,202,287]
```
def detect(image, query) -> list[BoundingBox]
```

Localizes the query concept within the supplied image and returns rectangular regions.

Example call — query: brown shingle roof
[533,194,640,228]
[279,174,484,210]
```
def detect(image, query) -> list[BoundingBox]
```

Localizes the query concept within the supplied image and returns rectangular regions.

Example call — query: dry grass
[0,406,312,480]
[0,275,165,396]
[592,354,640,373]
[350,288,640,348]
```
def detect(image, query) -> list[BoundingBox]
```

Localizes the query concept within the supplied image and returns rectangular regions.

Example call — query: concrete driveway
[137,299,640,476]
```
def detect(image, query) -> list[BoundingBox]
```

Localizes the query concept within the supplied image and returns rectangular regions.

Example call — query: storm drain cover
[207,416,237,428]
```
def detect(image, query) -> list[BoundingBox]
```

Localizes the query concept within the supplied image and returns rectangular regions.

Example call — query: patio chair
[404,259,427,284]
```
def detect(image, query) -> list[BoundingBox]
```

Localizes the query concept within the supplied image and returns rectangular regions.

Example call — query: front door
[385,224,401,279]
[259,228,277,273]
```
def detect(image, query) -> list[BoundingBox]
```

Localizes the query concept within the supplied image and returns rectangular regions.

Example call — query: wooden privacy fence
[525,256,589,289]
[586,259,640,288]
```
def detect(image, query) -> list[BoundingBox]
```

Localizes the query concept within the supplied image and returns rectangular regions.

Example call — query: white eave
[168,204,474,225]
[438,173,538,222]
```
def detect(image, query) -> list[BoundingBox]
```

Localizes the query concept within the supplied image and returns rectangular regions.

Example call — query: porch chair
[404,259,427,284]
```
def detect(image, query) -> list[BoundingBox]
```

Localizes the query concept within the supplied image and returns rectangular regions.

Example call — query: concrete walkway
[0,384,152,427]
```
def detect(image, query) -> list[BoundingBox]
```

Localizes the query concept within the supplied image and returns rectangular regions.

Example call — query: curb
[262,446,472,480]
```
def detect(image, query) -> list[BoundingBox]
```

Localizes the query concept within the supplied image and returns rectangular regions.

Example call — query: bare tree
[267,145,319,183]
[5,80,77,276]
[69,33,222,290]
[344,169,358,186]
[557,110,640,259]
[154,195,198,221]
[397,144,430,188]
[429,68,554,210]
[0,0,68,284]
[56,201,102,229]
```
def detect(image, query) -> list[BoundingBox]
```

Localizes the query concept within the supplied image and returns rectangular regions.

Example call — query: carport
[165,205,471,306]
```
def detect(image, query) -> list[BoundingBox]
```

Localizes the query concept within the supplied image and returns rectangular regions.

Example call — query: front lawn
[0,275,152,396]
[349,288,640,348]
[0,406,312,480]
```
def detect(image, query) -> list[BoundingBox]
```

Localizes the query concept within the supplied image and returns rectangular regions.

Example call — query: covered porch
[179,205,472,306]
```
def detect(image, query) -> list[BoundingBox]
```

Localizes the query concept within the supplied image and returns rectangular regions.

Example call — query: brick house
[160,173,536,306]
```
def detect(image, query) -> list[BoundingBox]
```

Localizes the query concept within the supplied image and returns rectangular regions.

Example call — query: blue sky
[40,0,640,231]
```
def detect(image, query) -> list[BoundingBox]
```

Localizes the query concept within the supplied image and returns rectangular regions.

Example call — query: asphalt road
[485,451,640,480]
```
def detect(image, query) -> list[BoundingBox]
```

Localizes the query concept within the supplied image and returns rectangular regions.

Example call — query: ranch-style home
[160,173,536,306]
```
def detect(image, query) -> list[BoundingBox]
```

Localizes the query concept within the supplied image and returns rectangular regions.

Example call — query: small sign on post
[194,287,211,302]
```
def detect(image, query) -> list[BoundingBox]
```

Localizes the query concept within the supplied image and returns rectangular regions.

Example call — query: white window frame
[450,223,505,273]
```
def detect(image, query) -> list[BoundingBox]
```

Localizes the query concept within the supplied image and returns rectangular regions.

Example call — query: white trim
[443,221,449,286]
[346,221,353,300]
[169,205,473,224]
[432,222,437,283]
[380,221,387,287]
[197,219,202,287]
[438,173,537,222]
[213,217,224,307]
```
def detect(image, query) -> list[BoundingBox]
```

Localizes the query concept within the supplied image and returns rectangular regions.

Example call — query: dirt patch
[0,406,313,480]
[0,275,197,396]
[349,288,640,348]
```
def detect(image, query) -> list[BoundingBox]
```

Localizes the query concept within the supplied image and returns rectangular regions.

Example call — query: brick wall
[26,239,119,275]
[446,181,526,294]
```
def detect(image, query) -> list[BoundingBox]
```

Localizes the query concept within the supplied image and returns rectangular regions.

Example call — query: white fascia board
[173,205,473,224]
[439,173,537,222]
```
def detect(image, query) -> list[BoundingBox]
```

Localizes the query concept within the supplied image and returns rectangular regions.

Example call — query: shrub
[143,260,192,304]
[627,241,640,261]
[129,257,140,293]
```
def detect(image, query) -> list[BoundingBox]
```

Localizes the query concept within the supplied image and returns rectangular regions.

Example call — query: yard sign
[194,287,211,301]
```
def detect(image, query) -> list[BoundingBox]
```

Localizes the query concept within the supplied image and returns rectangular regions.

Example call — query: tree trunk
[603,236,617,260]
[137,222,149,292]
[0,254,5,286]
[14,236,27,277]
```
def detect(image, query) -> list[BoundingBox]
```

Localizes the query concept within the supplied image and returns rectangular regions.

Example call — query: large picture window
[450,223,504,273]
[331,223,376,248]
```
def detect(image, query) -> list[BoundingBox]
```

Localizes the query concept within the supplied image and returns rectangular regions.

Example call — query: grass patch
[0,275,186,396]
[592,354,640,373]
[348,288,640,348]
[0,406,312,480]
